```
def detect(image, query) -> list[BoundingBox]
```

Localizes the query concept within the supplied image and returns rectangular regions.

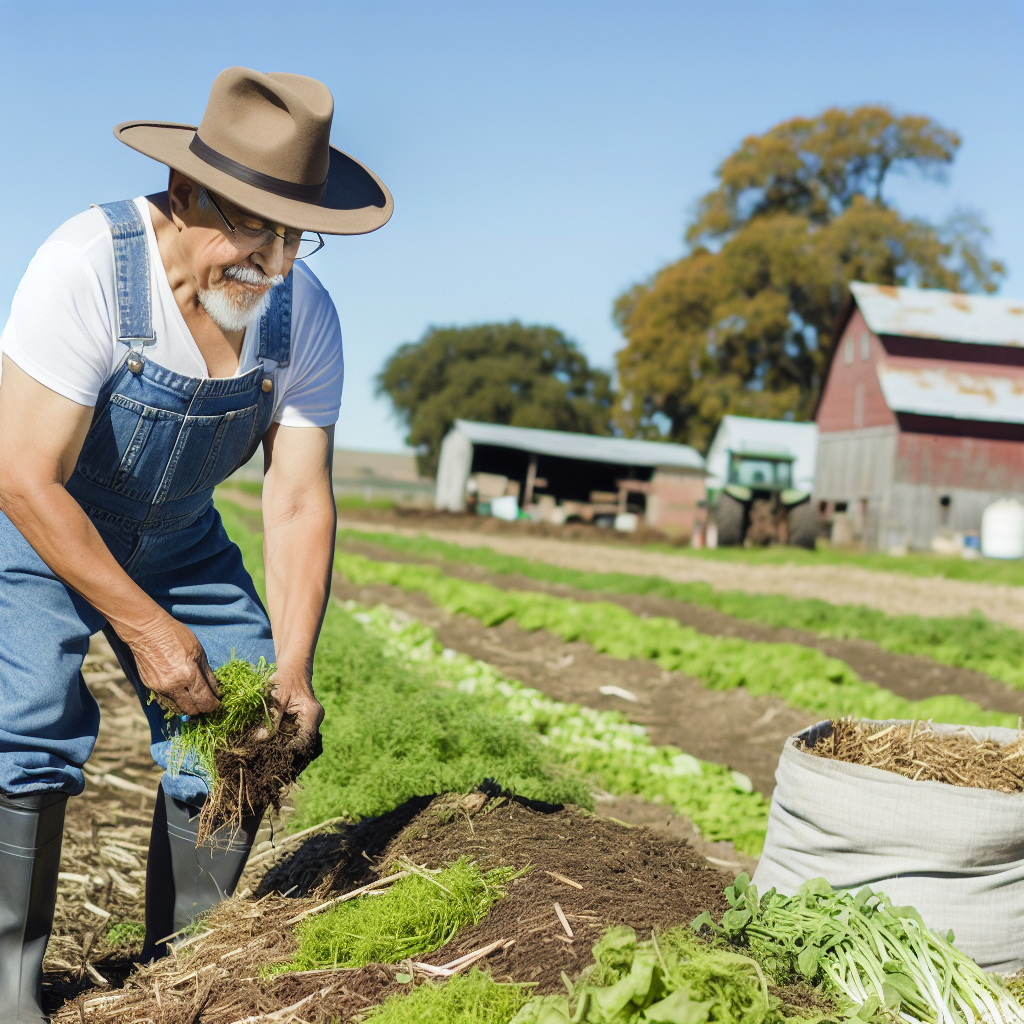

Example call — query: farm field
[320,505,1024,625]
[50,495,1024,1021]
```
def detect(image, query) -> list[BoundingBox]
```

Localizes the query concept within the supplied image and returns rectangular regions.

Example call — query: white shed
[436,420,706,535]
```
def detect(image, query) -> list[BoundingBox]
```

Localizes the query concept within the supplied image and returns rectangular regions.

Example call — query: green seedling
[278,858,524,971]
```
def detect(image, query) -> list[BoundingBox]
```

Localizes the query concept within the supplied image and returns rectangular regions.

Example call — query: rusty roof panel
[876,359,1024,423]
[851,282,1024,347]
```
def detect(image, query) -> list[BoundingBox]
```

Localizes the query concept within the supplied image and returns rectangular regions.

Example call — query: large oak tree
[378,322,612,476]
[614,106,1005,451]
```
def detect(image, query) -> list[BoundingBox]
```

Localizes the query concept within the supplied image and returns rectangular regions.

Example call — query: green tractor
[709,450,818,548]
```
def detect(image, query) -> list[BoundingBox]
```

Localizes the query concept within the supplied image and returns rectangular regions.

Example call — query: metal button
[261,377,274,393]
[126,354,144,374]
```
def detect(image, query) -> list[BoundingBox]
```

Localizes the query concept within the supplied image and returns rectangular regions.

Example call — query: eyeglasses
[204,191,325,260]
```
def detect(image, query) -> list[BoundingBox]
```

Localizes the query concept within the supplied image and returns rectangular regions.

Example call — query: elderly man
[0,67,391,1020]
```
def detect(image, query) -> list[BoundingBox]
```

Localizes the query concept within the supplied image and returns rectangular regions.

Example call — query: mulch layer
[62,793,729,1023]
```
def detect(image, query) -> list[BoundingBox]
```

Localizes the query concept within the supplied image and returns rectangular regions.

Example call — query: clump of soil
[62,793,728,1023]
[802,719,1024,792]
[200,718,319,845]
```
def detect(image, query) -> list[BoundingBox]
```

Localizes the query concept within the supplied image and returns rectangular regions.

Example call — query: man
[0,67,392,1021]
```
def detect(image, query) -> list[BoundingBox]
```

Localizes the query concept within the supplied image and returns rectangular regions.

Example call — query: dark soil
[264,793,730,996]
[332,574,816,800]
[65,794,730,1021]
[338,537,1024,718]
[201,716,315,845]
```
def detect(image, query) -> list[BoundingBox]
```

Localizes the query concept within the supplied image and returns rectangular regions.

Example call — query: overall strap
[95,201,156,350]
[258,271,293,367]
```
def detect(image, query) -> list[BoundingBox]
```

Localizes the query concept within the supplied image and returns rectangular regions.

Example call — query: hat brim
[113,120,393,236]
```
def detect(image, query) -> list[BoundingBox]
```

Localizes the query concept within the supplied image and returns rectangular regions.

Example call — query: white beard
[198,266,284,333]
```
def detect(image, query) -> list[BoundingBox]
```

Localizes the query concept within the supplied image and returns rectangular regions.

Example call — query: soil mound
[64,793,728,1023]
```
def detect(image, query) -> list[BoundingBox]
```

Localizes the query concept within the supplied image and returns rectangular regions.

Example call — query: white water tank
[981,499,1024,559]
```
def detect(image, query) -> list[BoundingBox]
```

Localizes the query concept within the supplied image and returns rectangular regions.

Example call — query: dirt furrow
[332,576,814,808]
[334,512,1024,627]
[338,538,1024,717]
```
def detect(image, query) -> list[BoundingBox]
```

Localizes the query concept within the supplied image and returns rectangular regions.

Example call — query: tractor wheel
[713,492,746,547]
[786,500,819,550]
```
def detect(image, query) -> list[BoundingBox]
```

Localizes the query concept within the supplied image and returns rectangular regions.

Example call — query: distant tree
[378,322,613,476]
[614,105,1005,451]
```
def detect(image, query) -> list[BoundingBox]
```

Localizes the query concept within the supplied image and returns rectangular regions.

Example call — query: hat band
[189,134,327,204]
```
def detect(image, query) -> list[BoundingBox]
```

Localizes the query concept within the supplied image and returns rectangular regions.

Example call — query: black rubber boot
[0,790,68,1024]
[141,785,262,963]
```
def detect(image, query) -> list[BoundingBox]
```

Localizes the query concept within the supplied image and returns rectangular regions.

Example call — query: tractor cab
[727,451,794,493]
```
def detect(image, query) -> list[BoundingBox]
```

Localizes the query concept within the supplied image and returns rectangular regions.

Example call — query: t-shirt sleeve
[273,271,345,428]
[2,240,115,407]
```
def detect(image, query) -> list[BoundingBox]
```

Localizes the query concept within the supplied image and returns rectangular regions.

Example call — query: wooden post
[523,453,538,506]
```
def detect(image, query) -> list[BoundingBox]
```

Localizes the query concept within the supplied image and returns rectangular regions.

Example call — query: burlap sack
[753,720,1024,972]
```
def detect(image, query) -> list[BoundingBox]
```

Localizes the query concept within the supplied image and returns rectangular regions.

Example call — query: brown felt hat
[114,66,393,235]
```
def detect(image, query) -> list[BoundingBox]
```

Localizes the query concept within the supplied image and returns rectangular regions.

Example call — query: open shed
[815,282,1024,550]
[435,420,706,536]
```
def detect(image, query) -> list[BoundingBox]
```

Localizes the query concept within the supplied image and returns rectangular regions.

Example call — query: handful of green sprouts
[168,656,296,843]
[694,875,1024,1024]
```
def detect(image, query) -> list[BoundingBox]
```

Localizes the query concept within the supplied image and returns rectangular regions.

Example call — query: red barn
[814,282,1024,550]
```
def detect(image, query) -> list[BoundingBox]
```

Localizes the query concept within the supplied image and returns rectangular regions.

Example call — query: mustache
[222,264,285,289]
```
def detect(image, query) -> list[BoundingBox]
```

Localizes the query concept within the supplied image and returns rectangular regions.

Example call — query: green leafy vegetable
[510,924,805,1024]
[694,875,1024,1024]
[345,602,769,856]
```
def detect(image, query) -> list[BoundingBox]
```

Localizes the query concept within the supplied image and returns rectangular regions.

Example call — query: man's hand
[126,616,222,717]
[266,663,325,751]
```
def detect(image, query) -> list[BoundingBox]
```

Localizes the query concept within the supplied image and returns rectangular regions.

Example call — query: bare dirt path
[333,513,1024,627]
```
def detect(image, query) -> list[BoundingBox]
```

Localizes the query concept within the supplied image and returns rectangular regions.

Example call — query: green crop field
[337,528,1024,689]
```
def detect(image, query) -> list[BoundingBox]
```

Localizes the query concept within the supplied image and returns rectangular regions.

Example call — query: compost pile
[800,719,1024,792]
[60,793,728,1023]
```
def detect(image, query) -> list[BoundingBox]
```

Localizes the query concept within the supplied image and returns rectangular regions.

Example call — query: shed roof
[453,420,705,470]
[851,282,1024,347]
[876,359,1024,423]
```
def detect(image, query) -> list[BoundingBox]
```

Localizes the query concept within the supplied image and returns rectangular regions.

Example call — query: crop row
[337,528,1024,690]
[215,501,769,853]
[335,549,1017,729]
[346,601,770,855]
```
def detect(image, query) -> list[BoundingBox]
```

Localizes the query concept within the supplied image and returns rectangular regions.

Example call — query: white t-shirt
[0,197,344,428]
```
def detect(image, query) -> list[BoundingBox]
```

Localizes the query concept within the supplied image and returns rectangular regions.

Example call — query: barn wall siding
[895,432,1024,492]
[816,309,896,433]
[815,428,897,550]
[887,484,1010,550]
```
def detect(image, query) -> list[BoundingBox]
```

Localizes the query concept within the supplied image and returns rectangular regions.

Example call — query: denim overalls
[0,200,289,804]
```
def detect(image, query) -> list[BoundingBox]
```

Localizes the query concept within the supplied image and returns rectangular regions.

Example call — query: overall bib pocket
[168,404,260,499]
[75,395,184,502]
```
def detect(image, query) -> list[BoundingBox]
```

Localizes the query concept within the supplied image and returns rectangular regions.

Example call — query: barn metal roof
[876,359,1024,423]
[851,282,1024,347]
[453,420,705,470]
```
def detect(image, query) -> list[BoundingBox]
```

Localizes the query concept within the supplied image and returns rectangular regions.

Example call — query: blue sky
[2,0,1022,453]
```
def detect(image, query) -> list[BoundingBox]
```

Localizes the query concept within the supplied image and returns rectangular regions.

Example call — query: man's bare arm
[260,421,335,743]
[0,355,220,714]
